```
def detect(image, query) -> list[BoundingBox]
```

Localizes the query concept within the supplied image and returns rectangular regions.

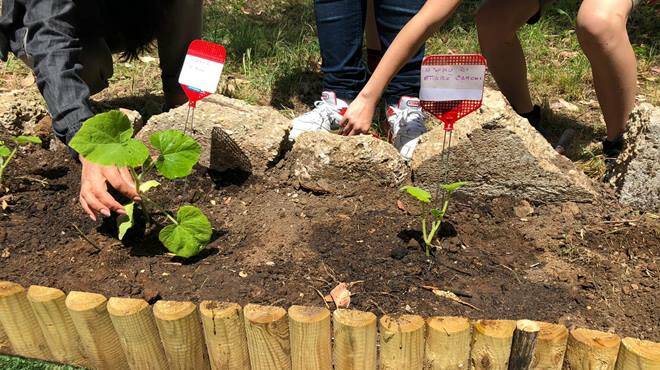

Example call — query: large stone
[411,88,597,202]
[0,88,47,135]
[609,103,659,212]
[288,131,409,194]
[137,95,290,175]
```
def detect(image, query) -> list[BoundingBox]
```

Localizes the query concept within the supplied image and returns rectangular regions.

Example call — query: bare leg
[476,0,539,114]
[577,0,636,141]
[366,0,382,73]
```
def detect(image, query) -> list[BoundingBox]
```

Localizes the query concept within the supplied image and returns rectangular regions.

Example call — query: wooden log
[471,319,517,370]
[288,305,332,370]
[243,304,291,370]
[0,281,51,360]
[65,291,129,370]
[333,309,377,370]
[566,328,621,370]
[508,320,540,370]
[154,300,210,370]
[425,316,471,369]
[107,297,168,369]
[0,322,12,355]
[379,314,425,369]
[615,337,660,370]
[27,285,87,366]
[531,322,568,370]
[199,301,250,370]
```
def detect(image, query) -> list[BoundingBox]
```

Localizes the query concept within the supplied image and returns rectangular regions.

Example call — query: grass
[0,355,83,370]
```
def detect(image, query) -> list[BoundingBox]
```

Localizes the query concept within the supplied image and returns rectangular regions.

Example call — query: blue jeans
[314,0,425,106]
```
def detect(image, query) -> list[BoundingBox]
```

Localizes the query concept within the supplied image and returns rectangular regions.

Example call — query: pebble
[390,246,408,260]
[239,271,248,278]
[631,283,639,290]
[265,261,275,266]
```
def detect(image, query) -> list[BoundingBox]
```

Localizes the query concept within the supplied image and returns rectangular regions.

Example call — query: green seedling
[69,110,212,258]
[0,135,42,188]
[400,182,467,257]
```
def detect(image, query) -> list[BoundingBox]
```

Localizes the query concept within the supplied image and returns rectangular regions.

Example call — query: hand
[339,96,377,136]
[79,157,139,221]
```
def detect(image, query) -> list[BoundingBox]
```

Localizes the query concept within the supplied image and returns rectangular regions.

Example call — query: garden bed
[1,130,658,342]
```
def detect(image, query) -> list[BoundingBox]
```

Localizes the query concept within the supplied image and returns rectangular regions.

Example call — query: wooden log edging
[0,280,658,370]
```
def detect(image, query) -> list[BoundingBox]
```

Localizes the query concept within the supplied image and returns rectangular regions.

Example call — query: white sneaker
[289,91,349,140]
[387,96,427,159]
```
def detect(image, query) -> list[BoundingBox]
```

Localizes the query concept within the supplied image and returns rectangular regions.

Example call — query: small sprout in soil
[400,182,466,257]
[69,110,212,258]
[0,135,42,188]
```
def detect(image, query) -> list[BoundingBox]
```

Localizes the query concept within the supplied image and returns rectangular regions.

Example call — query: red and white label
[178,40,226,94]
[420,64,486,102]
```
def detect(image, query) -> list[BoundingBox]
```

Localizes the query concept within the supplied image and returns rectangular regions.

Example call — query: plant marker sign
[178,39,227,132]
[419,54,486,202]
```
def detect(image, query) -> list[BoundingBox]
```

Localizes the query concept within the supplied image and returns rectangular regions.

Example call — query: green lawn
[0,355,83,370]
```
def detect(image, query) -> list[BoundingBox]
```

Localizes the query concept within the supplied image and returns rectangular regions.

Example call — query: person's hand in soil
[340,95,377,136]
[79,157,138,221]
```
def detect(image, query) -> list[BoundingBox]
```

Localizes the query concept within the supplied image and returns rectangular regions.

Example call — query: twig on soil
[368,299,386,316]
[16,176,49,187]
[499,264,522,284]
[421,285,480,311]
[437,259,473,276]
[321,262,339,284]
[313,287,330,309]
[69,223,101,254]
[163,262,182,266]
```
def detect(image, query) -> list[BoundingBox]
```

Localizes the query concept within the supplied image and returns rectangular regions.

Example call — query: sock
[602,135,625,158]
[519,105,542,129]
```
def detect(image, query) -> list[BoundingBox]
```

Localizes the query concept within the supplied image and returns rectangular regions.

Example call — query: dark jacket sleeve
[23,0,94,144]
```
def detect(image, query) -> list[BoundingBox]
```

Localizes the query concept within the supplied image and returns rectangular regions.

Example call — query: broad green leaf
[400,185,432,204]
[441,181,468,194]
[139,180,161,193]
[149,130,200,180]
[69,111,149,168]
[159,206,212,258]
[0,145,9,157]
[117,202,135,240]
[13,135,41,145]
[431,208,444,220]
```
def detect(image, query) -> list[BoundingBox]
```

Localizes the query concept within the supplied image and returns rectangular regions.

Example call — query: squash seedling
[0,135,42,188]
[400,182,466,257]
[69,110,212,258]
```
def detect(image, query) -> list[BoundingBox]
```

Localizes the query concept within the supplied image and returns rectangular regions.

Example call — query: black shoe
[602,135,625,182]
[519,105,546,136]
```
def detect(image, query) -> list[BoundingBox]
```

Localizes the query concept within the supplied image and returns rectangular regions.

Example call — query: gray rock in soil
[288,131,410,194]
[0,88,48,135]
[609,103,659,212]
[137,94,291,175]
[411,88,597,202]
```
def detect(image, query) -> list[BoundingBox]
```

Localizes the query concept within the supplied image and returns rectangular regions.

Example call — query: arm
[23,0,137,220]
[157,0,203,109]
[341,0,461,135]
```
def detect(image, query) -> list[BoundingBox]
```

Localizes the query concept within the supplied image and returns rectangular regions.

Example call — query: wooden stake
[379,314,425,369]
[27,285,87,366]
[65,291,129,370]
[107,297,168,369]
[0,322,12,355]
[0,281,51,360]
[471,319,517,370]
[425,316,471,369]
[333,309,377,370]
[615,337,660,370]
[566,328,621,370]
[508,320,540,370]
[199,301,250,370]
[288,305,332,370]
[530,322,568,370]
[154,300,210,370]
[243,304,291,370]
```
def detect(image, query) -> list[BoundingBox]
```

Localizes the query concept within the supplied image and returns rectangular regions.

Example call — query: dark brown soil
[0,131,658,341]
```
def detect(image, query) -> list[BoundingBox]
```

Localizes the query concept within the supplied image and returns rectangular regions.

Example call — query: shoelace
[389,107,425,136]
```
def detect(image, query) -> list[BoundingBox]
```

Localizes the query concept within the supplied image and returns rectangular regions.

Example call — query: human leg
[577,0,636,144]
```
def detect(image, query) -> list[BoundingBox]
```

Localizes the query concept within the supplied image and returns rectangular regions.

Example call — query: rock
[137,95,290,175]
[550,98,580,112]
[608,103,659,212]
[514,200,534,218]
[0,88,48,135]
[119,108,143,132]
[411,88,597,202]
[390,246,408,260]
[288,131,409,194]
